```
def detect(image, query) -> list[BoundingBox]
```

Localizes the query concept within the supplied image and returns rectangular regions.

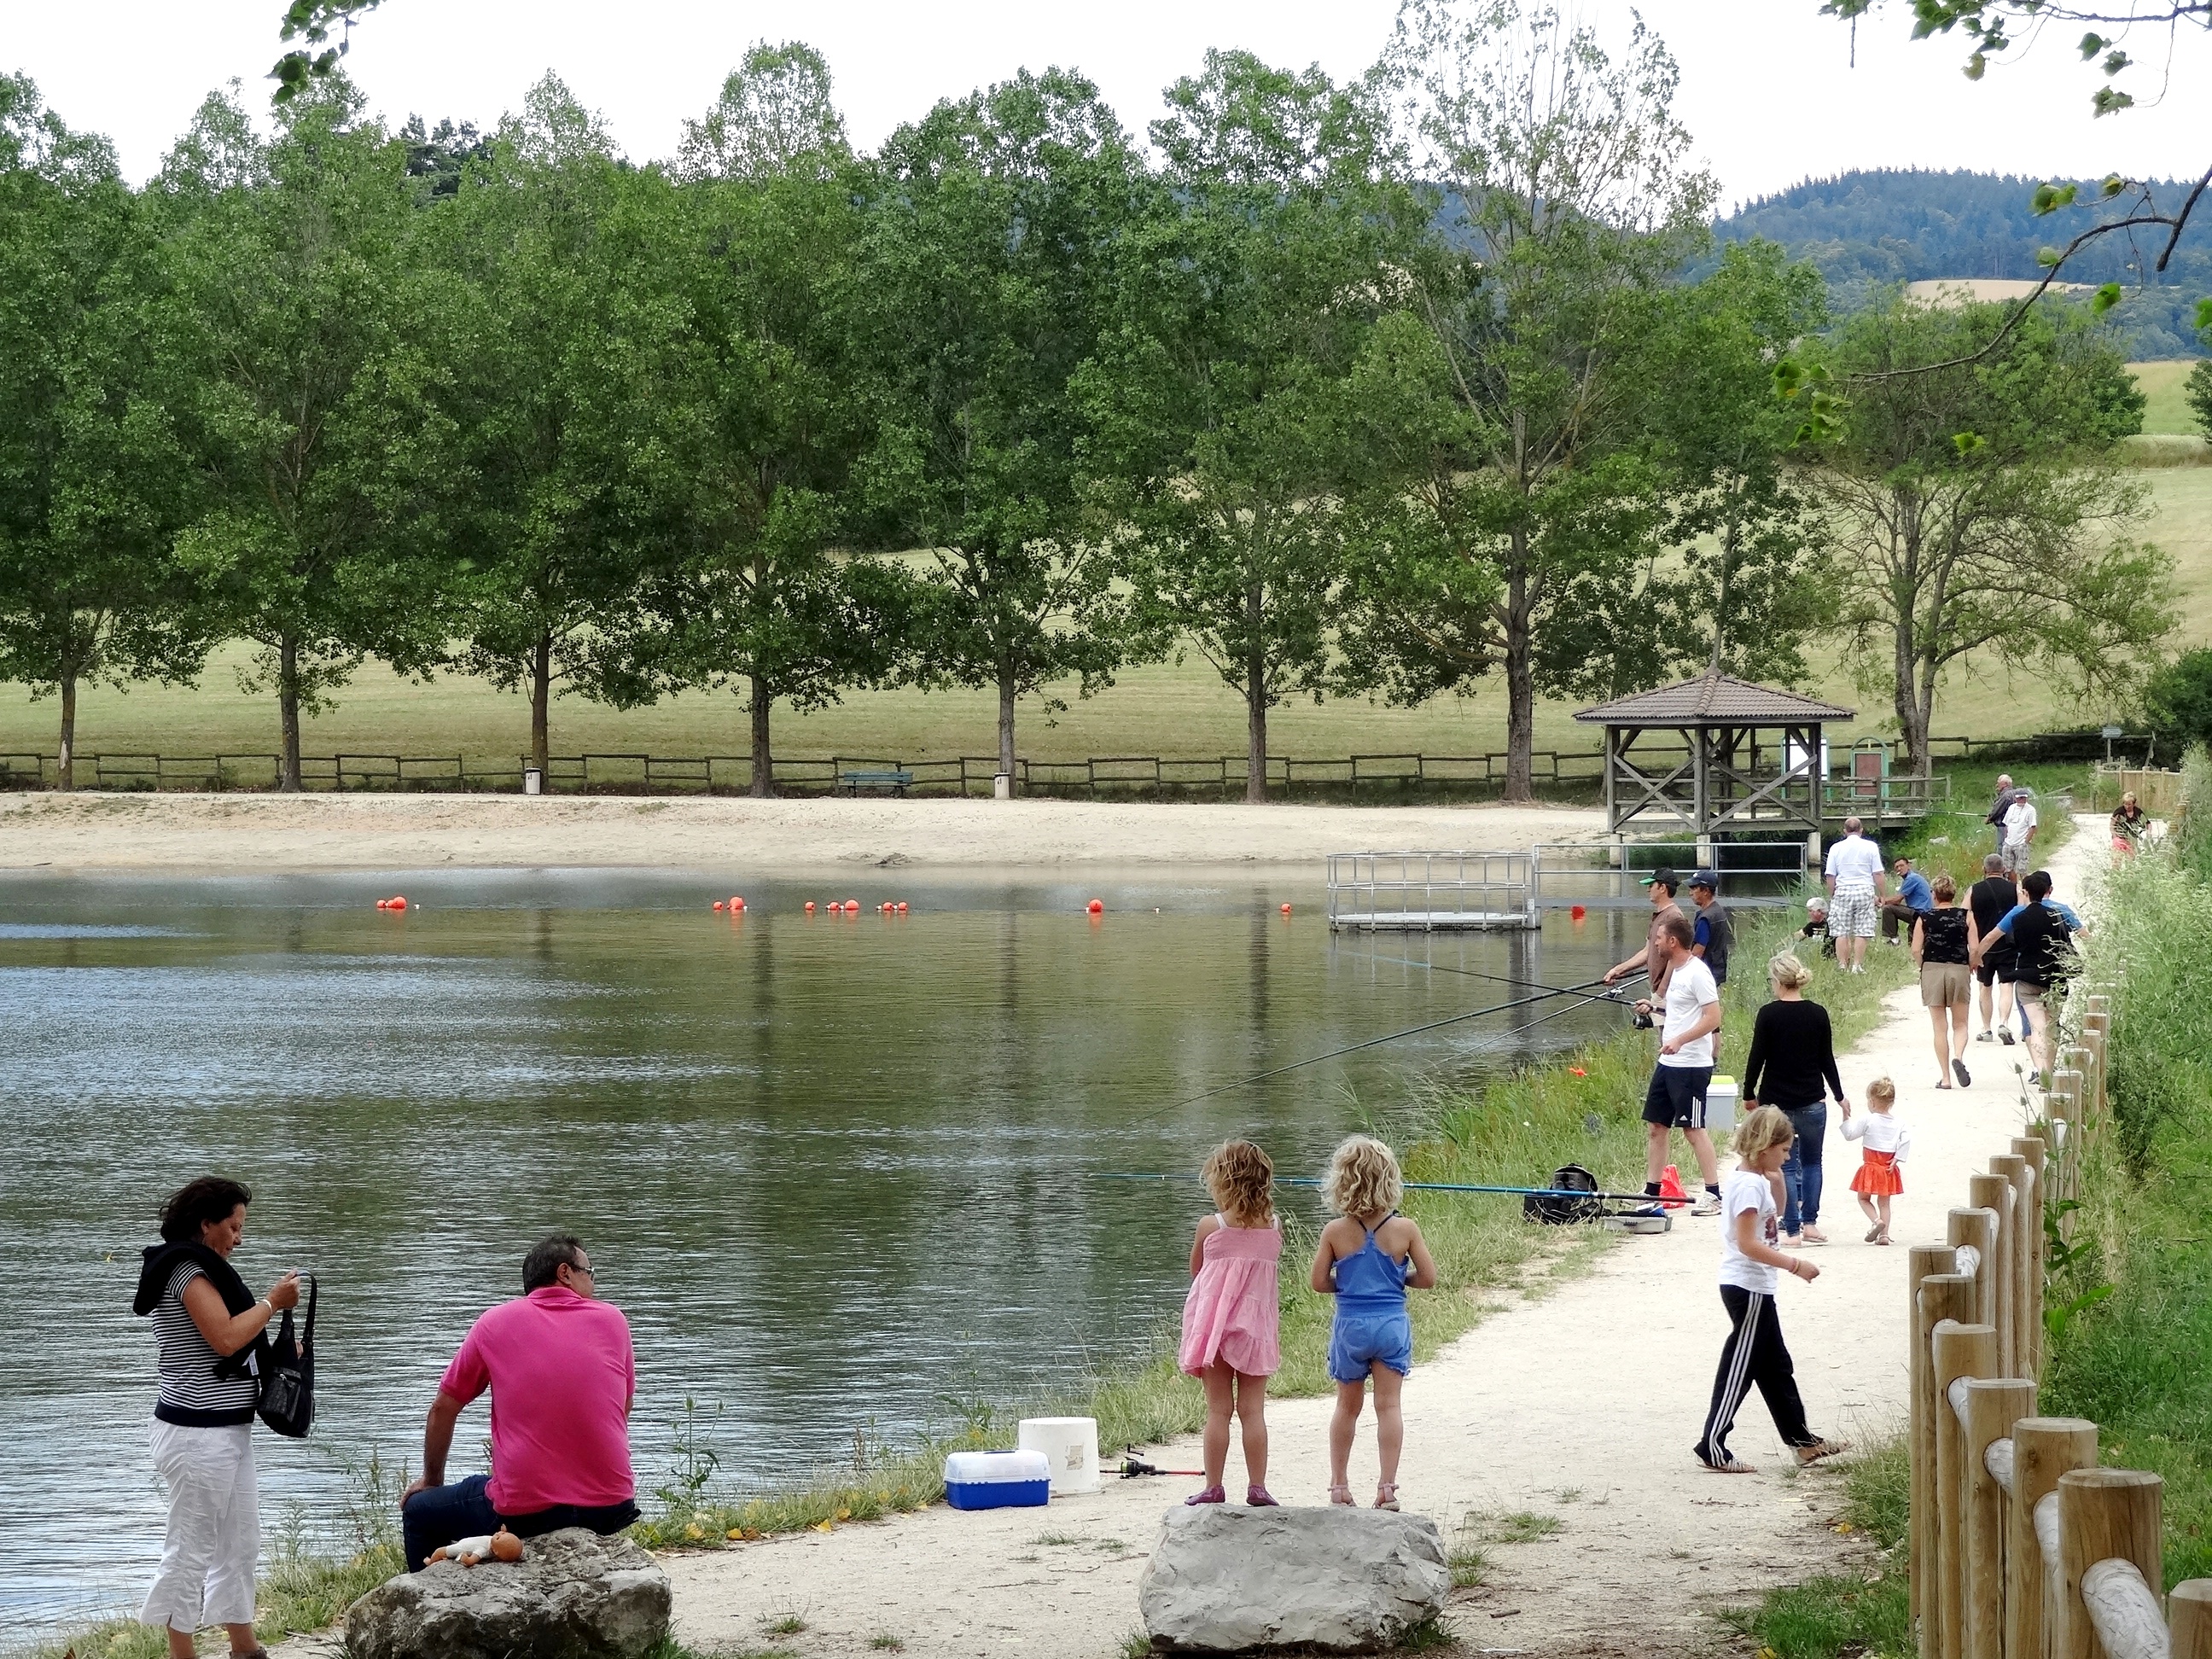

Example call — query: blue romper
[1326,1214,1415,1384]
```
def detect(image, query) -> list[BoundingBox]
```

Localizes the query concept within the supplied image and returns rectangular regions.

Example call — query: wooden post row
[2059,1467,2160,1659]
[1934,1319,1998,1659]
[1969,1173,2015,1374]
[2012,1136,2047,1380]
[2005,1417,2096,1659]
[1988,1154,2029,1377]
[1950,1206,1998,1331]
[2174,1580,2212,1659]
[1963,1379,2036,1659]
[1912,1248,1961,1645]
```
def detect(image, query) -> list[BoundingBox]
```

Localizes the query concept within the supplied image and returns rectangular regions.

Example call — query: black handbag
[258,1275,317,1439]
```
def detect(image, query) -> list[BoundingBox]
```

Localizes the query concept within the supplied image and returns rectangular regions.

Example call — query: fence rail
[1908,973,2212,1659]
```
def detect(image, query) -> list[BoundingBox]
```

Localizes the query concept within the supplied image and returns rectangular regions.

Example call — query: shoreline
[0,792,1607,874]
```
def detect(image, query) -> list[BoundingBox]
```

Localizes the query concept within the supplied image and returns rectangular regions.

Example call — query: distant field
[2131,358,2200,437]
[9,411,2212,773]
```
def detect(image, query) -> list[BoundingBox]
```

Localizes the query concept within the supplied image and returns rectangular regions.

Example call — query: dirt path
[0,792,1602,872]
[622,824,2096,1659]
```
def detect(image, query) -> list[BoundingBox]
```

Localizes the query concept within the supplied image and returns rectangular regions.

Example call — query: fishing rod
[1091,1173,1674,1206]
[1339,952,1631,1005]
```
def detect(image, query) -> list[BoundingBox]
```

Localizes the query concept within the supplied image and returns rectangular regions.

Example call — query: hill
[1713,169,2212,358]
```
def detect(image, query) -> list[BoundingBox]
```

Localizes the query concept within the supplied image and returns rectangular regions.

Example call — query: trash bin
[523,767,544,796]
[992,772,1011,800]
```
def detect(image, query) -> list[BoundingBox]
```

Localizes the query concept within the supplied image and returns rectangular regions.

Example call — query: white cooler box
[1705,1074,1739,1138]
[943,1449,1052,1511]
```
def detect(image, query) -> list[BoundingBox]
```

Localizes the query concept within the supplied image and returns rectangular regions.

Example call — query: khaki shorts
[2016,981,2048,1005]
[1920,962,1971,1007]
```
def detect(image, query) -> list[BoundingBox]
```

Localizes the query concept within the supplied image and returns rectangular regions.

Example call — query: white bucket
[1016,1417,1101,1496]
[1705,1075,1739,1138]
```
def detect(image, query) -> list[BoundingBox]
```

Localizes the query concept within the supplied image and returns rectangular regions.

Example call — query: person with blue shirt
[1878,856,1935,946]
[1972,870,2085,1085]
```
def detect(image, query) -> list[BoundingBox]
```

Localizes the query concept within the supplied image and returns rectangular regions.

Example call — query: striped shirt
[154,1263,259,1424]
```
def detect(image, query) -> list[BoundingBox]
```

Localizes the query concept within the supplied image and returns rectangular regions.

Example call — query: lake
[0,867,1644,1637]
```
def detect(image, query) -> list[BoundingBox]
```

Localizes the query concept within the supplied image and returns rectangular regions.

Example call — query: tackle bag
[258,1275,317,1439]
[1522,1165,1603,1225]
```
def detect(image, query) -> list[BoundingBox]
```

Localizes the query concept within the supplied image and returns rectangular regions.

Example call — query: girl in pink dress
[1178,1139,1283,1507]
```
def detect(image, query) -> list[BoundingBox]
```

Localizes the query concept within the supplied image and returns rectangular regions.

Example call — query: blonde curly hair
[1323,1135,1403,1220]
[1202,1140,1274,1226]
[1733,1103,1795,1161]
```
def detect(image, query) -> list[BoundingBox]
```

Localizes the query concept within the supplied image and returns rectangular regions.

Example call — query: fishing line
[1090,1173,1670,1205]
[1336,951,1627,1004]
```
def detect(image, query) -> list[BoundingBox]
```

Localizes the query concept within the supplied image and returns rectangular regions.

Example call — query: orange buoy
[895,901,908,912]
[1086,899,1103,915]
[1280,903,1292,915]
[375,899,389,910]
[804,900,816,913]
[731,897,744,911]
[845,900,860,914]
[390,897,407,911]
[1570,904,1586,921]
[713,900,725,911]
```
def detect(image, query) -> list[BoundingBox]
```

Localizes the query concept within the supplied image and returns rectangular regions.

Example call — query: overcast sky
[9,0,2210,207]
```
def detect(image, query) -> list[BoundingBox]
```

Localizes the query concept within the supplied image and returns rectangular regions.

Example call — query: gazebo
[1574,672,1855,839]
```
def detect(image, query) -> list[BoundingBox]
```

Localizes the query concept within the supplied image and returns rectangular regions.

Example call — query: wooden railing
[1909,981,2212,1659]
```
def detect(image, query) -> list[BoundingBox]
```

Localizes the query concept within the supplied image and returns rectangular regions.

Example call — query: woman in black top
[1912,872,1978,1091]
[1741,951,1849,1245]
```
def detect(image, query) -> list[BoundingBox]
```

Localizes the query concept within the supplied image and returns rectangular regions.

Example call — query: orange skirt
[1851,1148,1903,1196]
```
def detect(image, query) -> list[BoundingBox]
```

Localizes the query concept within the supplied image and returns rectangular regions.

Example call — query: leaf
[2093,86,2136,117]
[2092,282,2122,317]
[2079,32,2104,58]
[1965,52,1988,80]
[1952,430,1985,457]
[2102,174,2128,199]
[1773,360,1805,399]
[2031,182,2077,216]
[2102,50,2131,77]
[2036,246,2063,268]
[2195,298,2212,334]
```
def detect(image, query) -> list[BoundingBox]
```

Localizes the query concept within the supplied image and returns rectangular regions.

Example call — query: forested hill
[1712,169,2212,357]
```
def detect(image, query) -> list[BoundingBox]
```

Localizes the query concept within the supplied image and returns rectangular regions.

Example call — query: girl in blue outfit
[1311,1136,1437,1511]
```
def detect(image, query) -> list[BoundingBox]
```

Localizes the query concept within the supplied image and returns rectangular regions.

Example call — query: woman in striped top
[131,1178,300,1659]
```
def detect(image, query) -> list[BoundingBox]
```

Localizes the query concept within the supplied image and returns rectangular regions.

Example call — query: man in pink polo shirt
[399,1234,639,1570]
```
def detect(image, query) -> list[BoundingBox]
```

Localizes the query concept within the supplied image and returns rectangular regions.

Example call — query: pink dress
[1178,1214,1283,1377]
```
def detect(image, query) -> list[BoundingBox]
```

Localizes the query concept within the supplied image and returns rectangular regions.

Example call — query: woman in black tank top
[1912,873,1976,1090]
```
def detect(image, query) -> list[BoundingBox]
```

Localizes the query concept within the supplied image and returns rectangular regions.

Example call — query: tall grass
[1726,1431,1913,1659]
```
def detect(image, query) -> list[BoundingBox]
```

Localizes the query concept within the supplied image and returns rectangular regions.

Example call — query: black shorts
[1643,1064,1713,1130]
[1976,946,2017,987]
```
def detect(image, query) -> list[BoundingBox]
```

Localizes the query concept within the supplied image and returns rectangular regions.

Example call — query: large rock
[1138,1505,1450,1652]
[346,1528,671,1659]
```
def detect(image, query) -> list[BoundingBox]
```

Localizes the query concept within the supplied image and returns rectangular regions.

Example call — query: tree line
[0,3,2179,800]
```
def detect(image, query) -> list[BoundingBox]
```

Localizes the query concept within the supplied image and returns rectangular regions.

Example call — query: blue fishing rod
[1091,1172,1672,1205]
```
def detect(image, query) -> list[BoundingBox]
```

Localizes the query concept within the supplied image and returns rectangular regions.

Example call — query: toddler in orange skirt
[1178,1140,1283,1506]
[1841,1076,1910,1244]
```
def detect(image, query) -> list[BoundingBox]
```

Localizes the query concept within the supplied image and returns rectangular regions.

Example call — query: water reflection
[0,869,1640,1635]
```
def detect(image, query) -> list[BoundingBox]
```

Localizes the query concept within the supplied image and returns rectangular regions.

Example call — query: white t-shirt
[1658,953,1719,1069]
[2003,799,2039,847]
[1718,1167,1781,1294]
[1825,834,1884,894]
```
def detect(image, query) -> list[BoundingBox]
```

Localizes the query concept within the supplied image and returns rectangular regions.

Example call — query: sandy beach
[0,792,1606,872]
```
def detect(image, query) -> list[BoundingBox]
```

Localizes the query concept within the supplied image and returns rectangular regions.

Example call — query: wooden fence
[1909,978,2212,1659]
[2083,767,2184,820]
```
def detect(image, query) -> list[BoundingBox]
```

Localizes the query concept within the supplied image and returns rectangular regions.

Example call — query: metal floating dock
[1326,843,1816,932]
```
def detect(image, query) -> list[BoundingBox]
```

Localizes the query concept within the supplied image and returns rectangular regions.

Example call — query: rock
[1138,1505,1450,1652]
[346,1528,671,1659]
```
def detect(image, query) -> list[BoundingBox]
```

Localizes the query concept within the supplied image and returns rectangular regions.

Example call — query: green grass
[2130,359,2200,437]
[1725,1431,1912,1659]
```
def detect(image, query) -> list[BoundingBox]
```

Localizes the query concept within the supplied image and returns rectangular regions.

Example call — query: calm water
[0,869,1644,1636]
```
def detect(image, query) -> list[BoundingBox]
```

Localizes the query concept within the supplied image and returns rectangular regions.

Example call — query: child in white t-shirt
[1842,1077,1911,1245]
[1693,1106,1850,1474]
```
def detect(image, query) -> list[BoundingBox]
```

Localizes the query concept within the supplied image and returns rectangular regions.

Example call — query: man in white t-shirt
[1635,911,1724,1215]
[2000,793,2039,879]
[1822,817,1887,974]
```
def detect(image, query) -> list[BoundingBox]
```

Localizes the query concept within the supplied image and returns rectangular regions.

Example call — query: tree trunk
[1891,610,1923,774]
[277,632,302,793]
[1502,536,1534,805]
[56,672,77,793]
[1244,577,1267,804]
[749,673,774,799]
[998,666,1017,793]
[530,631,552,777]
[1710,511,1736,677]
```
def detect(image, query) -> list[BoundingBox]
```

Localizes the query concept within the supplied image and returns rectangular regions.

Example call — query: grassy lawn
[2130,359,2201,437]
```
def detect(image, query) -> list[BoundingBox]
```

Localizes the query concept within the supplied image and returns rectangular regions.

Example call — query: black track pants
[1695,1284,1815,1466]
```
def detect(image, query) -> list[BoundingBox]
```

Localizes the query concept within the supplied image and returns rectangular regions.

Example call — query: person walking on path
[134,1177,302,1659]
[1842,1079,1910,1245]
[1977,870,2086,1086]
[1636,912,1725,1216]
[2111,791,2148,855]
[1986,773,2019,840]
[1738,952,1848,1248]
[1603,870,1693,996]
[1179,1140,1283,1508]
[1877,855,1932,946]
[1822,818,1886,973]
[2000,789,2040,879]
[1693,1106,1848,1475]
[1312,1137,1436,1512]
[1967,854,2024,1047]
[1912,874,1977,1091]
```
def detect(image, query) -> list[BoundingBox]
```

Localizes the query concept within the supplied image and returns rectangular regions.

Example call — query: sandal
[1700,1457,1757,1474]
[1374,1483,1400,1511]
[1184,1485,1225,1506]
[1796,1439,1850,1467]
[1876,1227,1892,1247]
[1328,1483,1355,1507]
[1865,1222,1882,1242]
[1953,1058,1971,1087]
[1802,1226,1828,1245]
[1246,1485,1279,1507]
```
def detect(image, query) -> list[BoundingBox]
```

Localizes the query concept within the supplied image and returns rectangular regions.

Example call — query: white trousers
[140,1420,259,1633]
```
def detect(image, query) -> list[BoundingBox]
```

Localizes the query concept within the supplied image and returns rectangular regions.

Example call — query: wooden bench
[839,769,914,797]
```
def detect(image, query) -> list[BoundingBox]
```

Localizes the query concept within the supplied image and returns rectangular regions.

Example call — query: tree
[2145,648,2212,749]
[0,77,213,787]
[628,45,916,796]
[2186,358,2212,439]
[856,69,1150,780]
[1375,0,1718,800]
[1086,51,1406,802]
[159,79,440,789]
[1807,292,2177,767]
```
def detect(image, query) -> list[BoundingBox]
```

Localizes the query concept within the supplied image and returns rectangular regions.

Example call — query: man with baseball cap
[1603,869,1695,997]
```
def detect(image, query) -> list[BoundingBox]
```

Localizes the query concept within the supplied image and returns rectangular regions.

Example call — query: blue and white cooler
[942,1449,1053,1511]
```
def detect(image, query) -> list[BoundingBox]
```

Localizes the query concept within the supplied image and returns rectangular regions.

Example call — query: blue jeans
[400,1473,639,1571]
[1778,1101,1828,1235]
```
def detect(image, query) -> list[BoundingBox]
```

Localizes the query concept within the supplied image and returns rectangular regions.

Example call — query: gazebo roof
[1574,671,1855,727]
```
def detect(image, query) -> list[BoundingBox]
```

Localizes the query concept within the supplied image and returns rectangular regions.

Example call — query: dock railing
[1906,976,2212,1659]
[1325,852,1539,930]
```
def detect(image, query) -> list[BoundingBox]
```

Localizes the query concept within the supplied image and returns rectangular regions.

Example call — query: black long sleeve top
[1740,998,1844,1109]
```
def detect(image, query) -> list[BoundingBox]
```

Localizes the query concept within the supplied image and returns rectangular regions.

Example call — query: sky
[7,0,2211,206]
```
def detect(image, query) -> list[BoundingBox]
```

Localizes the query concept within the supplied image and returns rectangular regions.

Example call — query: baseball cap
[1639,868,1680,890]
[1689,869,1720,890]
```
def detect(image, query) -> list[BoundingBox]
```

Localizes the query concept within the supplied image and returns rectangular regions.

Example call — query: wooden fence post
[1988,1155,2029,1376]
[2059,1468,2161,1659]
[1912,1247,1962,1646]
[1964,1379,2037,1659]
[1950,1206,1999,1330]
[1969,1173,2016,1374]
[2172,1580,2212,1659]
[2011,1137,2048,1380]
[2047,1073,2083,1207]
[2008,1418,2098,1659]
[1934,1320,2000,1659]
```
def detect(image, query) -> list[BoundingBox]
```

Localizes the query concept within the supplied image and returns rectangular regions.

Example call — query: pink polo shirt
[438,1285,636,1515]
